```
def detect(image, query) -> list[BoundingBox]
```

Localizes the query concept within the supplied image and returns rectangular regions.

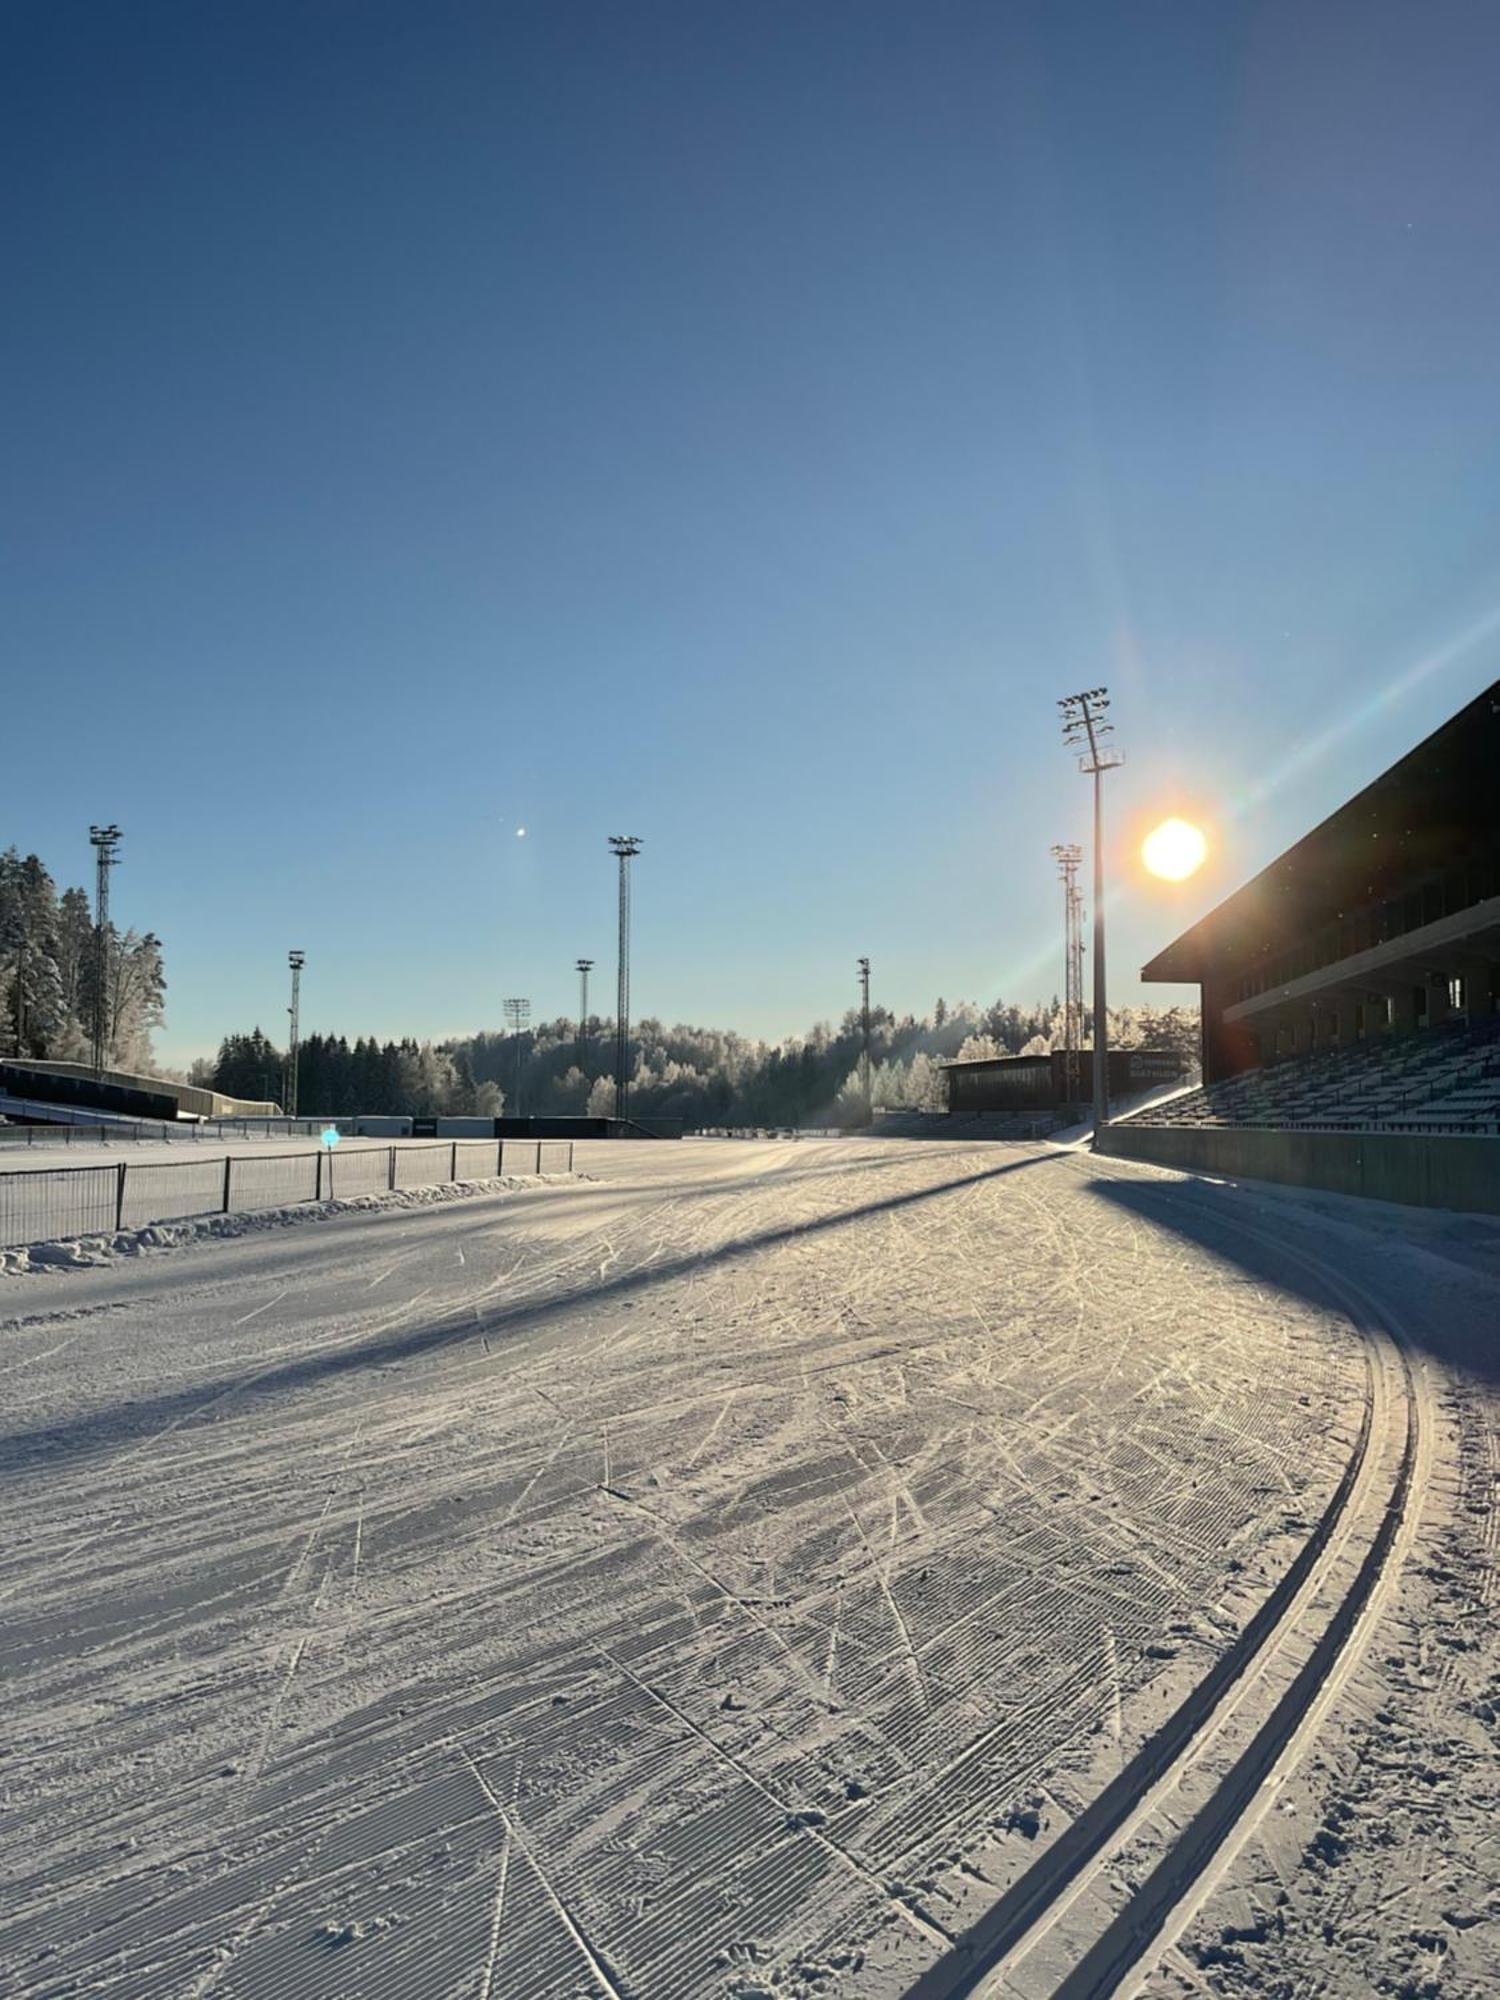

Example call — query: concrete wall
[1097,1122,1500,1217]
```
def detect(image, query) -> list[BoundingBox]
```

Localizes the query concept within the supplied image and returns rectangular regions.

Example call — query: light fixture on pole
[88,824,122,1082]
[575,958,594,1072]
[609,838,642,1121]
[286,951,306,1117]
[503,997,531,1115]
[1059,688,1123,1135]
[857,956,872,1120]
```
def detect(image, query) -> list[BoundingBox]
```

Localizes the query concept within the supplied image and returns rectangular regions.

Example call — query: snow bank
[0,1172,583,1276]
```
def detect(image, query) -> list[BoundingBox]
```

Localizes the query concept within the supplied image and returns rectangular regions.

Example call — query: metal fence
[0,1115,351,1148]
[0,1139,573,1253]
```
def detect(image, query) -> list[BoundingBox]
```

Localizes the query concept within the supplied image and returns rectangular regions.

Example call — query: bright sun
[1142,817,1208,881]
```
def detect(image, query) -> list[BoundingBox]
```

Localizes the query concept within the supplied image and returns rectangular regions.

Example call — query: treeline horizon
[204,998,1199,1125]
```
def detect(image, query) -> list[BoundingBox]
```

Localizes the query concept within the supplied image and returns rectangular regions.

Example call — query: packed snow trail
[0,1138,1494,1998]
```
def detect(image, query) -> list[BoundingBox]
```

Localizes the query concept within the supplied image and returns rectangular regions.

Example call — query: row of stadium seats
[1126,1012,1500,1135]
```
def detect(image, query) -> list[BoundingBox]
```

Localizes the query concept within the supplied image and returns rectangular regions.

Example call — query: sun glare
[1142,817,1207,881]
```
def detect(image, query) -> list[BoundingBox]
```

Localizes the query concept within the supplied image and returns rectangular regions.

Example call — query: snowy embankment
[0,1172,580,1276]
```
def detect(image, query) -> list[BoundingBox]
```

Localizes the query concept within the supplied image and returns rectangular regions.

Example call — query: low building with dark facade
[943,1048,1184,1116]
[1143,681,1500,1084]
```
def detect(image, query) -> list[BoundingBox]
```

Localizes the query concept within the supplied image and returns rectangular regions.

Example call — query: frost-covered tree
[955,1033,1003,1063]
[0,851,66,1056]
[0,848,167,1069]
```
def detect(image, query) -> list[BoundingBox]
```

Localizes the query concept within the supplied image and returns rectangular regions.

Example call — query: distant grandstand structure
[1103,682,1500,1212]
[0,1059,278,1124]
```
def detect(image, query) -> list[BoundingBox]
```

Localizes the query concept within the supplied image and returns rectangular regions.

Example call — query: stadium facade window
[1448,974,1466,1013]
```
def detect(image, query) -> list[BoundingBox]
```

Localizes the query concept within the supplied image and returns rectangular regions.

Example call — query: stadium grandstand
[1101,681,1500,1212]
[0,1059,278,1125]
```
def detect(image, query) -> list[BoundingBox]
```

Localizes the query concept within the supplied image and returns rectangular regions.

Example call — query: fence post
[222,1155,233,1213]
[536,1140,542,1175]
[450,1140,458,1183]
[316,1150,323,1201]
[389,1145,397,1191]
[496,1138,503,1177]
[569,1140,575,1173]
[115,1160,127,1231]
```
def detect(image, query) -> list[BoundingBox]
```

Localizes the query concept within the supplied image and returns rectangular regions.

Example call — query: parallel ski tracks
[905,1194,1431,2000]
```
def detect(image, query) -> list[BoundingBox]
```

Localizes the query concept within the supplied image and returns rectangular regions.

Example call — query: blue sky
[6,2,1500,1063]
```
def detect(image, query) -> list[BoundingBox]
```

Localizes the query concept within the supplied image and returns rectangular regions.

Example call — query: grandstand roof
[1143,679,1500,984]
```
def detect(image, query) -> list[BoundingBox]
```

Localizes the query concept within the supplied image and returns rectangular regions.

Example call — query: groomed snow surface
[1,1137,1496,1998]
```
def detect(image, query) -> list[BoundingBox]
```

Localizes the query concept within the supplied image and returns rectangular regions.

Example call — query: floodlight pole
[857,956,872,1120]
[88,824,122,1083]
[504,996,531,1115]
[287,951,305,1116]
[576,958,593,1071]
[1059,690,1123,1137]
[609,838,641,1122]
[1051,844,1083,1105]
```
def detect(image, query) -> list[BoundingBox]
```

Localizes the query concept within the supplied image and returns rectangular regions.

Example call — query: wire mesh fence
[0,1114,353,1148]
[216,1151,321,1212]
[0,1165,121,1245]
[321,1146,391,1200]
[0,1139,575,1252]
[119,1159,231,1231]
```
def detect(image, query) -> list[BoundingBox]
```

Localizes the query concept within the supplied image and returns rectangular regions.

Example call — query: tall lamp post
[857,956,872,1121]
[286,951,305,1116]
[88,824,122,1083]
[1059,688,1123,1136]
[609,838,642,1121]
[1050,844,1084,1107]
[503,997,531,1116]
[575,958,594,1072]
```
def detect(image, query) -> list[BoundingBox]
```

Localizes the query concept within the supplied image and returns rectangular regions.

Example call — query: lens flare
[1142,817,1207,881]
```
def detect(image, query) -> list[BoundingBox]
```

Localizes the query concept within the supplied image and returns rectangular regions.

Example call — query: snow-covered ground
[1,1138,1495,1998]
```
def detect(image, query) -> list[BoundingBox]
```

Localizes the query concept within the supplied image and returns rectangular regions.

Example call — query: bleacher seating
[1125,1013,1500,1136]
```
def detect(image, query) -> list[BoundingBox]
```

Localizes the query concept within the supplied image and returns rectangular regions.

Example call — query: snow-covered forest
[0,848,165,1073]
[206,998,1199,1124]
[1,840,1196,1124]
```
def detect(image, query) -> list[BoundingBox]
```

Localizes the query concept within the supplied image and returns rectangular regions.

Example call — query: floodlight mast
[503,996,531,1116]
[609,837,642,1122]
[857,957,872,1121]
[286,951,306,1116]
[88,825,122,1082]
[1050,844,1084,1106]
[575,959,594,1072]
[1058,689,1123,1137]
